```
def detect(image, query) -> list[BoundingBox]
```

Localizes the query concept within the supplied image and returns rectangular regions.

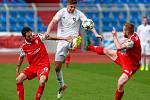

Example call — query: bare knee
[55,62,62,72]
[16,73,27,84]
[39,75,47,86]
[117,78,127,92]
[117,80,124,90]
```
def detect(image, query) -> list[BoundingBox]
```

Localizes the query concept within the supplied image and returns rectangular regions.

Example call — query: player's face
[142,18,148,25]
[67,4,76,13]
[25,31,33,43]
[123,26,128,38]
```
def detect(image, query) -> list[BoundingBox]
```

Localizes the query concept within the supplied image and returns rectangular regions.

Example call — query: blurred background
[0,0,150,52]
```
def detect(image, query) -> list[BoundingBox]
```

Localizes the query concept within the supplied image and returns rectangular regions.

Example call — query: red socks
[16,83,24,100]
[35,85,45,100]
[115,89,124,100]
[88,45,104,55]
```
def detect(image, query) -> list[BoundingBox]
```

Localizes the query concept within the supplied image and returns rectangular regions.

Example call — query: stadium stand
[0,0,47,32]
[1,0,150,45]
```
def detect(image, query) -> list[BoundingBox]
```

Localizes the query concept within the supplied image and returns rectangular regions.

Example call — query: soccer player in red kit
[86,23,141,100]
[16,27,72,100]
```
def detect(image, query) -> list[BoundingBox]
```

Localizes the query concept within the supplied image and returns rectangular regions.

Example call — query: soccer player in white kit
[137,16,150,71]
[46,0,103,98]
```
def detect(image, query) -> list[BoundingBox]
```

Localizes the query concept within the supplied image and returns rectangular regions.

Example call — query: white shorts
[55,41,70,62]
[141,42,150,55]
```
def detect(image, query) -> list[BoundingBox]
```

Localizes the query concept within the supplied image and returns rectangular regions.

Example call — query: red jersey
[20,34,50,67]
[123,33,141,69]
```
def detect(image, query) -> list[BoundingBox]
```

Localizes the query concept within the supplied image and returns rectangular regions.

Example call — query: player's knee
[117,80,125,89]
[16,77,22,84]
[39,79,46,86]
[55,62,62,72]
[55,67,61,72]
[55,64,61,72]
[39,76,47,86]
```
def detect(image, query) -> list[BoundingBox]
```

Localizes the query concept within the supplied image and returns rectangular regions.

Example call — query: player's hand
[44,33,50,39]
[65,35,73,42]
[95,34,104,39]
[112,27,117,37]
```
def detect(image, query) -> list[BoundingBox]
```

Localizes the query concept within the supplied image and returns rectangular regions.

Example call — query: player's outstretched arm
[90,28,103,39]
[16,55,25,76]
[46,19,58,34]
[46,35,73,42]
[112,27,126,50]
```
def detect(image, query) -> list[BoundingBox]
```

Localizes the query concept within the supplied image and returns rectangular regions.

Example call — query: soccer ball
[82,19,94,30]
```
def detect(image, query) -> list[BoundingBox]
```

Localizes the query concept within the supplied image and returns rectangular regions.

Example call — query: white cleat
[57,84,67,99]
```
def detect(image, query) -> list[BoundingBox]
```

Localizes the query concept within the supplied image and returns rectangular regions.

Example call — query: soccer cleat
[57,84,68,99]
[70,36,82,50]
[140,66,144,71]
[145,67,149,71]
[85,35,91,50]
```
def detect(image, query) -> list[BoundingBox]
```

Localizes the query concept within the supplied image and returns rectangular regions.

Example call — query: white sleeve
[38,34,46,41]
[53,9,63,21]
[77,10,87,21]
[123,39,134,49]
[20,48,25,57]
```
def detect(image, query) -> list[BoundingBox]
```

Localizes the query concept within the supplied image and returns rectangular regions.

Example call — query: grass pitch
[0,63,150,100]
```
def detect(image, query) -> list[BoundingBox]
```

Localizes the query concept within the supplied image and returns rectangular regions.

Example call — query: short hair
[143,16,147,19]
[67,0,77,4]
[124,22,134,35]
[21,27,32,37]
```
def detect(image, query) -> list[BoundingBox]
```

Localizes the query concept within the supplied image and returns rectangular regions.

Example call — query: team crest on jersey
[73,17,76,21]
[35,39,38,44]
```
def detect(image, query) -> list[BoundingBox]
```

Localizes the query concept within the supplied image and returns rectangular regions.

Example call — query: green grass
[0,63,150,100]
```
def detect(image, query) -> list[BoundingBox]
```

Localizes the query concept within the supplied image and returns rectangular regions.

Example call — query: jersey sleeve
[53,8,64,21]
[20,48,25,57]
[123,39,134,49]
[78,10,87,21]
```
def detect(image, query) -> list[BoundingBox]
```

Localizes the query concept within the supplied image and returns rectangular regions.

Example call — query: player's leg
[145,55,150,71]
[55,60,67,98]
[140,55,145,71]
[145,45,150,71]
[115,73,129,100]
[87,43,117,60]
[16,73,27,100]
[35,76,46,100]
[140,44,145,71]
[35,67,50,100]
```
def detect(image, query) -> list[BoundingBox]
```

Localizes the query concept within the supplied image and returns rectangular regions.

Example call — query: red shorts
[22,64,50,80]
[115,51,139,78]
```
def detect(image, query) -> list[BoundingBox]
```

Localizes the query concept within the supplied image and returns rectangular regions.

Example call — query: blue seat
[103,0,113,4]
[78,0,97,4]
[0,23,6,31]
[102,12,110,18]
[0,13,6,23]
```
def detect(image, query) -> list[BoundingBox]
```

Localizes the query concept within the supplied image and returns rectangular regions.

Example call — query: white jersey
[137,24,150,43]
[53,8,87,37]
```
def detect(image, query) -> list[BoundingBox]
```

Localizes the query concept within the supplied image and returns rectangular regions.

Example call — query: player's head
[21,27,33,42]
[123,22,134,38]
[142,16,148,26]
[67,0,77,13]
